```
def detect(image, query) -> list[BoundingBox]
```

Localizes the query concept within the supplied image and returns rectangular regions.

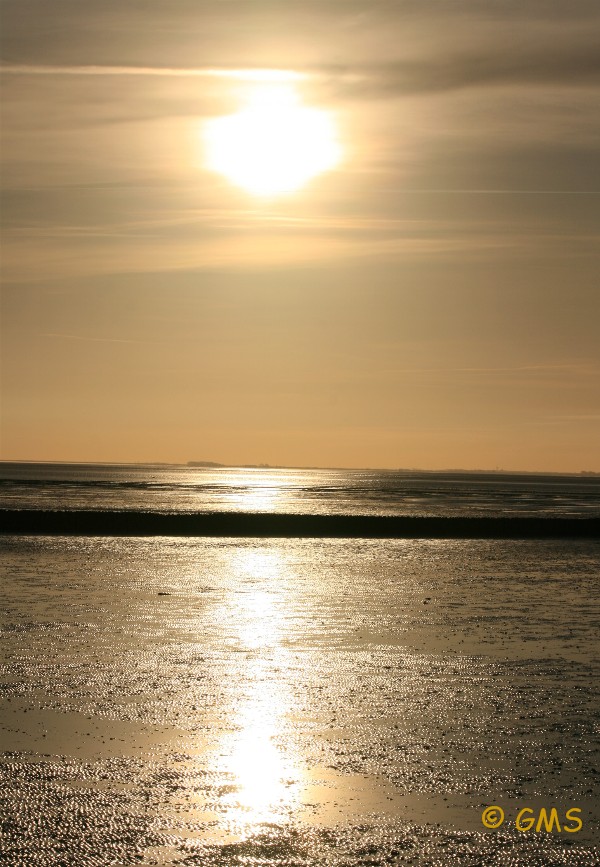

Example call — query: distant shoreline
[0,460,597,478]
[1,510,598,539]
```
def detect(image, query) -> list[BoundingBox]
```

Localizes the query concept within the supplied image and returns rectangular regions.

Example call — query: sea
[1,463,599,866]
[2,461,600,517]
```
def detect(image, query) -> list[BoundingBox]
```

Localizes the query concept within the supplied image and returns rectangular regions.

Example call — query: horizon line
[0,459,597,477]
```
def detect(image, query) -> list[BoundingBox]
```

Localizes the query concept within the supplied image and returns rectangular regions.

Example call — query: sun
[203,85,342,197]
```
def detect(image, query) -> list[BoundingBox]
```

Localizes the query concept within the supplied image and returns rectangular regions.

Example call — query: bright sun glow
[203,85,341,197]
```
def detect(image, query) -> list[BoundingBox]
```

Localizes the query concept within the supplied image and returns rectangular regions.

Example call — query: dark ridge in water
[1,510,599,538]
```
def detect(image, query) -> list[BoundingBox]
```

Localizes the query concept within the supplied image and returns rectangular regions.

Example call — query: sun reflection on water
[211,548,303,835]
[228,550,286,648]
[219,667,300,829]
[227,472,284,512]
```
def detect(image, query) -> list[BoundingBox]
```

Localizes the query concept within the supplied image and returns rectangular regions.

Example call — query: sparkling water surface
[1,462,600,517]
[1,531,599,865]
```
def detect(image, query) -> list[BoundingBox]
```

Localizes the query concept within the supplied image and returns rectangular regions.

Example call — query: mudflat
[1,535,598,865]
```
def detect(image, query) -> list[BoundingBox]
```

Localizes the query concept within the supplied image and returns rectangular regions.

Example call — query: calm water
[1,461,600,517]
[1,465,599,864]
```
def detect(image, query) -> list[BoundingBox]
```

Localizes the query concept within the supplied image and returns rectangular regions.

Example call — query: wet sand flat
[1,535,599,865]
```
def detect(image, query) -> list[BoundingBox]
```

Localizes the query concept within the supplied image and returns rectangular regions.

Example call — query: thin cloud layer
[2,0,599,78]
[4,40,600,94]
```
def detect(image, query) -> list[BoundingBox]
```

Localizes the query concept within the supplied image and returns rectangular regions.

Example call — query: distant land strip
[1,511,599,539]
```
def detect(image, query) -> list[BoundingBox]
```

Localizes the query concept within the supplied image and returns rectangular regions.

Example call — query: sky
[1,0,599,471]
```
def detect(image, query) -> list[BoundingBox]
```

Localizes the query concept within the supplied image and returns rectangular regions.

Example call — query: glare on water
[227,478,284,512]
[210,548,302,833]
[2,515,600,861]
[219,663,300,830]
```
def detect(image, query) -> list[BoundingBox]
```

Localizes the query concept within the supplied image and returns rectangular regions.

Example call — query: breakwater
[1,510,599,538]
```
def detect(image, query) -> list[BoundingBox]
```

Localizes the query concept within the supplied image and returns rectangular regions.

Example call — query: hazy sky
[1,0,599,471]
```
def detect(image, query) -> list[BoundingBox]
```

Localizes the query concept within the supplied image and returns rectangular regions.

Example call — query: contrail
[1,63,304,81]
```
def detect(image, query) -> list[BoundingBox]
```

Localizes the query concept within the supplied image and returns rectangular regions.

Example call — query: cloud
[320,47,600,100]
[2,221,594,284]
[4,43,600,96]
[0,63,303,81]
[3,0,599,106]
